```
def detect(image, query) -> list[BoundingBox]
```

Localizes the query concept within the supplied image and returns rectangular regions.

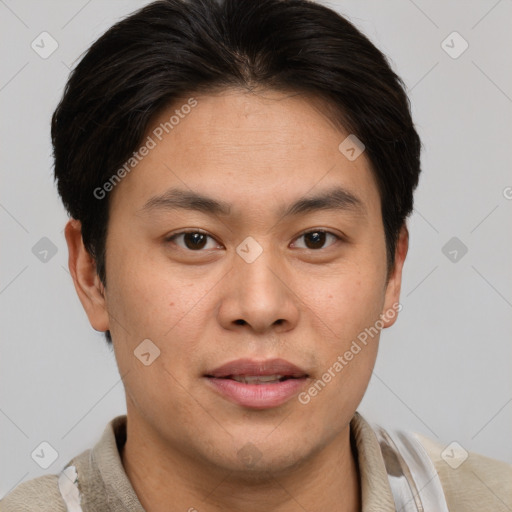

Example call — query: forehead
[109,88,380,220]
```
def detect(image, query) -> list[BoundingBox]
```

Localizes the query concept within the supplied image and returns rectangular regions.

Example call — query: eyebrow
[139,186,366,218]
[280,186,366,218]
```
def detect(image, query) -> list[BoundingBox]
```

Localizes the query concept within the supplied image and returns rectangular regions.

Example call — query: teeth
[231,374,286,384]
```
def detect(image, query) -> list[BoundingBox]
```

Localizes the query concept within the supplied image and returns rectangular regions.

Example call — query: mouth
[213,374,303,384]
[204,358,310,409]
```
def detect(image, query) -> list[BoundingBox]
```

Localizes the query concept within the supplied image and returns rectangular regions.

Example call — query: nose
[216,242,300,334]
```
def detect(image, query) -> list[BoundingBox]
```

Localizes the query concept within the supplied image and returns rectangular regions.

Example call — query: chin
[205,437,316,481]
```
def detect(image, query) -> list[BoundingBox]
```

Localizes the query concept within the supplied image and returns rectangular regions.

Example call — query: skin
[65,88,408,512]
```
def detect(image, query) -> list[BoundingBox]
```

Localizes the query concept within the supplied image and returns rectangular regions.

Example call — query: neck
[121,411,361,512]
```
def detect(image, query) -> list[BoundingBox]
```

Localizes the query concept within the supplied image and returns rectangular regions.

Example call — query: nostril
[234,319,246,325]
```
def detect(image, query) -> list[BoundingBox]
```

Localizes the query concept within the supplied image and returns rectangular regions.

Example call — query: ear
[64,219,110,332]
[381,223,409,328]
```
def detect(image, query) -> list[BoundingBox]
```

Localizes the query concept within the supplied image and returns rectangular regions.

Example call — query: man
[2,0,511,510]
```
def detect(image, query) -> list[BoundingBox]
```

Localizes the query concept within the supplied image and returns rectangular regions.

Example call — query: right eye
[166,230,223,251]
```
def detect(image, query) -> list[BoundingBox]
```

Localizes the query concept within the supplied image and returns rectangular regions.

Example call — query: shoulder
[416,432,512,512]
[0,474,66,512]
[1,452,92,512]
[1,416,127,511]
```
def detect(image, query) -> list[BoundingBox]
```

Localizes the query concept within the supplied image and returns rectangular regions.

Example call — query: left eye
[168,231,221,251]
[292,230,341,250]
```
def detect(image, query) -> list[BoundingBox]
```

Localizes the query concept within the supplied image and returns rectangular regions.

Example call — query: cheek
[297,261,384,401]
[104,244,219,379]
[105,250,211,413]
[301,261,385,337]
[299,272,382,419]
[107,243,202,326]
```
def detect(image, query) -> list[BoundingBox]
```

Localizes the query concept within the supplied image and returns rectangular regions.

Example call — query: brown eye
[304,231,326,249]
[183,232,207,249]
[168,231,219,251]
[292,230,340,250]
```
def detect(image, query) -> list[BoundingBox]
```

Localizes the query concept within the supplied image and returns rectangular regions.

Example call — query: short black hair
[52,0,421,344]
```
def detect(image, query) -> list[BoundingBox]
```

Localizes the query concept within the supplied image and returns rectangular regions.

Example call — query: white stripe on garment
[58,465,84,512]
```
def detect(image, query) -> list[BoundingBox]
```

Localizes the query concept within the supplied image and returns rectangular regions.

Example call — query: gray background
[1,0,511,498]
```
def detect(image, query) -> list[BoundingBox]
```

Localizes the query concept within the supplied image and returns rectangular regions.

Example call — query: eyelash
[165,229,344,251]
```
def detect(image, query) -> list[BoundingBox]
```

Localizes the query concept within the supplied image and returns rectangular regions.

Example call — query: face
[72,88,406,476]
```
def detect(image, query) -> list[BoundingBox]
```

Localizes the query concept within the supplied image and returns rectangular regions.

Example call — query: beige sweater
[2,412,511,511]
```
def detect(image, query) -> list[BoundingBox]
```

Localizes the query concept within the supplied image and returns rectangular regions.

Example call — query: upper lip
[205,358,308,378]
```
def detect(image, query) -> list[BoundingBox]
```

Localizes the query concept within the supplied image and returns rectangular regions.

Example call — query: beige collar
[70,411,396,511]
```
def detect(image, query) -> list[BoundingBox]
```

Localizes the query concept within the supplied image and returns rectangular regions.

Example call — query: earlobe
[381,224,409,328]
[64,219,110,332]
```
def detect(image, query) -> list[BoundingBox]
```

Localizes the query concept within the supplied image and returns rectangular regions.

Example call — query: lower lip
[205,377,308,409]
